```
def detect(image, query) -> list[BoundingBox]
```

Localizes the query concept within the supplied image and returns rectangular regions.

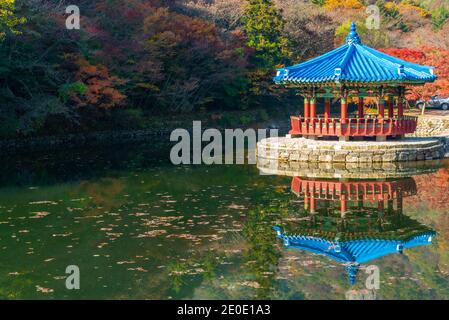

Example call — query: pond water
[0,142,448,300]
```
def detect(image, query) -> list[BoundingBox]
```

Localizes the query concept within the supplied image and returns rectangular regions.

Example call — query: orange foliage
[323,0,363,10]
[411,167,449,212]
[72,57,126,109]
[385,2,430,18]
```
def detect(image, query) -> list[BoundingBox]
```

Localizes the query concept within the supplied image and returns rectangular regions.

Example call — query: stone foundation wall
[409,116,449,156]
[411,116,449,137]
[257,157,442,179]
[257,137,445,163]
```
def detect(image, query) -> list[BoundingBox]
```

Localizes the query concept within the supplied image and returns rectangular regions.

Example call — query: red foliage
[379,47,449,100]
[411,167,449,212]
[70,56,126,109]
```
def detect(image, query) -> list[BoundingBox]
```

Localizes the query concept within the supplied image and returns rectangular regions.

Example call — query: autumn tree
[140,5,249,112]
[242,0,290,68]
[0,0,25,40]
[276,0,335,61]
[379,47,449,102]
[62,55,126,110]
[323,0,363,10]
[242,0,291,102]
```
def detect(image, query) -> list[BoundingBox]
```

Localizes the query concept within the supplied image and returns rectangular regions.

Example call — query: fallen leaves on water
[36,286,54,294]
[29,201,58,205]
[127,267,148,272]
[240,281,261,289]
[227,204,246,210]
[30,212,50,219]
[136,230,167,238]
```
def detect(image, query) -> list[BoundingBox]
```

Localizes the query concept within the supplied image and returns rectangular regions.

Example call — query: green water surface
[0,142,448,299]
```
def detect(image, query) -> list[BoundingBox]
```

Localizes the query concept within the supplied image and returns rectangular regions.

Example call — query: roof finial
[346,21,361,45]
[346,264,359,286]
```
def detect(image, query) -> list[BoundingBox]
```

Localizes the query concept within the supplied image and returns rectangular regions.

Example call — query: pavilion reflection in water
[274,176,436,285]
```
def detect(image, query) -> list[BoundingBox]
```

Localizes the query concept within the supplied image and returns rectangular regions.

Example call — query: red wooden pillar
[304,98,310,119]
[358,97,364,118]
[388,98,394,118]
[340,97,348,123]
[310,97,317,119]
[324,98,331,120]
[378,97,385,119]
[397,97,404,118]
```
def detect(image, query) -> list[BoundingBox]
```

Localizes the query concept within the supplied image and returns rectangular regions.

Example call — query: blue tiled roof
[273,226,435,285]
[273,22,437,85]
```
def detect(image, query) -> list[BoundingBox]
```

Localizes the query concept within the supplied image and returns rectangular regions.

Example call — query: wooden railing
[291,177,417,201]
[289,116,418,137]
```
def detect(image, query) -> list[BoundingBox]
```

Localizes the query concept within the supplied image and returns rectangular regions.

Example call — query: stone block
[382,153,397,162]
[398,152,409,161]
[346,154,359,163]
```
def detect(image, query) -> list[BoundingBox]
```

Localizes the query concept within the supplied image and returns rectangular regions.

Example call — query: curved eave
[277,231,436,265]
[273,78,437,86]
[273,41,438,86]
[279,229,435,243]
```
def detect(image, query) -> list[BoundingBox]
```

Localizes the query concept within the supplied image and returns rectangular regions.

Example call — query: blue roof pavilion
[274,23,436,85]
[273,22,438,141]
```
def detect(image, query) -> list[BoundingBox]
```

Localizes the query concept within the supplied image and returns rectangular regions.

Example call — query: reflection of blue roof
[273,22,437,84]
[273,226,436,285]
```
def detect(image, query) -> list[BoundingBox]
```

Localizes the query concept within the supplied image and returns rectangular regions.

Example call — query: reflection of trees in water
[165,252,225,296]
[242,199,291,299]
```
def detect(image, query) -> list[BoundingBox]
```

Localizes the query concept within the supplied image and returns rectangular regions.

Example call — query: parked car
[416,96,449,110]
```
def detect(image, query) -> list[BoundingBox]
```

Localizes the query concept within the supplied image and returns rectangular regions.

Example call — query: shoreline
[0,121,290,156]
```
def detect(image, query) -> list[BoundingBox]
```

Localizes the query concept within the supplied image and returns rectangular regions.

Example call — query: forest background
[1,0,448,139]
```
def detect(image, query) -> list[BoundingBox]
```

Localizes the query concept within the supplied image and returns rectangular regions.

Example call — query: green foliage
[311,0,326,6]
[111,108,146,129]
[242,0,291,68]
[335,20,390,47]
[219,113,241,127]
[0,0,26,40]
[241,0,292,105]
[376,0,410,32]
[0,94,71,138]
[257,109,269,122]
[431,7,449,30]
[59,82,88,103]
[242,203,285,299]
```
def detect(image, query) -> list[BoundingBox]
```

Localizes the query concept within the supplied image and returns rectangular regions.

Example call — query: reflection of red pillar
[310,98,317,119]
[304,192,309,210]
[388,98,394,118]
[378,200,384,211]
[358,98,364,118]
[310,194,316,213]
[324,98,331,120]
[341,194,347,215]
[304,98,310,119]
